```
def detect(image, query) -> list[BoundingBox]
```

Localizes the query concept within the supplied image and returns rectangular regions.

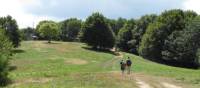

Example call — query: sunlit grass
[5,41,200,88]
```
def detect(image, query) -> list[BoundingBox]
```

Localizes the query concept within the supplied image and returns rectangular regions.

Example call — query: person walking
[120,60,126,75]
[126,57,132,74]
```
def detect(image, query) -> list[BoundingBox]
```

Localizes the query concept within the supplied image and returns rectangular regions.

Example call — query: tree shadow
[0,77,12,87]
[12,49,25,54]
[9,66,17,71]
[43,42,61,44]
[142,57,199,69]
[82,46,119,56]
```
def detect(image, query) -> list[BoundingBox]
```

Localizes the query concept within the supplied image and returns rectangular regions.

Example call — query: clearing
[5,41,200,88]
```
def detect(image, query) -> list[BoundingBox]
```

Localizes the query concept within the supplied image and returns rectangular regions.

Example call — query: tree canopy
[0,15,20,47]
[81,12,115,49]
[60,18,82,41]
[37,21,59,43]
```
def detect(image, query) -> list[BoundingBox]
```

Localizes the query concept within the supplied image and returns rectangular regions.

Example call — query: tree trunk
[48,37,51,43]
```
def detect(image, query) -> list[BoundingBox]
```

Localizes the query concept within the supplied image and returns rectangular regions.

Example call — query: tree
[108,17,127,35]
[0,29,12,86]
[139,22,166,60]
[139,9,199,68]
[184,10,198,26]
[131,14,157,54]
[60,18,82,41]
[81,12,115,49]
[37,21,59,43]
[0,15,20,47]
[117,19,135,51]
[36,21,50,40]
[162,16,200,68]
[140,10,185,59]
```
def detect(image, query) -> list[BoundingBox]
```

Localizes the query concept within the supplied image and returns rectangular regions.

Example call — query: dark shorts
[121,67,125,70]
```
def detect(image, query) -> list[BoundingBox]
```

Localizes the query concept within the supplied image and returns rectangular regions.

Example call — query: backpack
[126,60,132,66]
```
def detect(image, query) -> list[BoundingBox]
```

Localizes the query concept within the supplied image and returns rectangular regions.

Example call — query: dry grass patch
[12,77,53,86]
[65,59,88,65]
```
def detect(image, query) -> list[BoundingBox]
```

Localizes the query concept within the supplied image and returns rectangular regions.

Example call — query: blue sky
[0,0,199,28]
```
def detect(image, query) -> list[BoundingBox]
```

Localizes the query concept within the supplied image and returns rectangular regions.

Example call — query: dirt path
[135,78,152,88]
[111,52,183,88]
[161,82,182,88]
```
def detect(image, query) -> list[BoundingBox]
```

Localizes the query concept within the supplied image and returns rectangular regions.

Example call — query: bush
[0,29,12,86]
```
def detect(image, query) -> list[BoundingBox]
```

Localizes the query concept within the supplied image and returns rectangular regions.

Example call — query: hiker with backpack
[120,60,126,75]
[126,57,132,74]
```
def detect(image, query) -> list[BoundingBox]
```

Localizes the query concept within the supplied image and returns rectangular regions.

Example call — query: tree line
[21,9,200,68]
[1,9,200,86]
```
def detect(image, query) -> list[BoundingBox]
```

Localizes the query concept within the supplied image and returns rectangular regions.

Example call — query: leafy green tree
[36,21,50,40]
[131,14,157,54]
[0,29,12,86]
[139,9,199,68]
[139,22,166,60]
[184,10,198,26]
[81,12,115,49]
[140,10,185,59]
[60,18,82,41]
[0,15,20,47]
[37,21,59,43]
[162,16,200,68]
[157,9,185,34]
[108,18,127,35]
[117,19,135,51]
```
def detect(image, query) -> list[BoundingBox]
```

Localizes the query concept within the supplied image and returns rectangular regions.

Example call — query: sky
[0,0,199,28]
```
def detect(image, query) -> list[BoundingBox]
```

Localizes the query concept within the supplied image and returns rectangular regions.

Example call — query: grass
[4,41,200,88]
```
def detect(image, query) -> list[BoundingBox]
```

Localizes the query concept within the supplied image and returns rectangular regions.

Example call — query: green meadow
[6,41,200,88]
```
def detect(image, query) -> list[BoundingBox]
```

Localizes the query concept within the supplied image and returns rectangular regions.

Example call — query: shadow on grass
[0,77,12,87]
[43,42,62,44]
[142,56,199,69]
[82,47,118,56]
[9,66,17,71]
[12,49,25,54]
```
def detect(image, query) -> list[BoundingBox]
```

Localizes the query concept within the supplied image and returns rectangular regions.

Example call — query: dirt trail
[135,78,152,88]
[111,52,183,88]
[161,82,182,88]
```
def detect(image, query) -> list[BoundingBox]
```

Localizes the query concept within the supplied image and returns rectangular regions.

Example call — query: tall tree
[37,21,59,43]
[60,18,82,41]
[0,15,20,47]
[139,22,166,60]
[140,9,185,59]
[81,12,115,49]
[117,19,135,51]
[108,18,127,35]
[131,14,157,54]
[162,16,200,68]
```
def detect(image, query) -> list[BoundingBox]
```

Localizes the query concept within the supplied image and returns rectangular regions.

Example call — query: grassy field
[5,41,200,88]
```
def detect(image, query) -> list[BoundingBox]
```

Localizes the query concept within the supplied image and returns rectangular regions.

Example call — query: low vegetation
[0,30,12,86]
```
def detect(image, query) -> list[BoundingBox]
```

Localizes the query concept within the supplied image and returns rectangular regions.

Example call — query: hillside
[6,41,200,88]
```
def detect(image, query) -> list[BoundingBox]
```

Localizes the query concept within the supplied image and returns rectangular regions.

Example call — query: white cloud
[183,0,200,14]
[0,0,187,28]
[0,0,61,28]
